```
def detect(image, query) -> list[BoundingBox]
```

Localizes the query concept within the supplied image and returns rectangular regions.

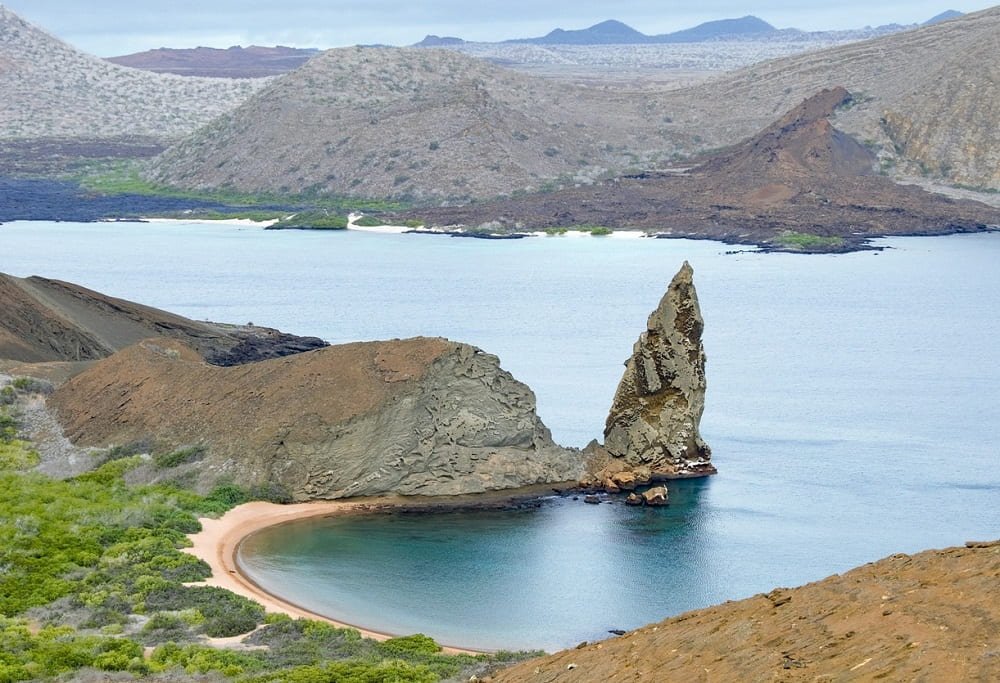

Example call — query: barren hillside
[145,46,692,200]
[494,541,1000,682]
[0,6,266,140]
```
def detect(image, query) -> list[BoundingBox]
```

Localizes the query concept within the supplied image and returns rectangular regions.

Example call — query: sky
[2,1,994,56]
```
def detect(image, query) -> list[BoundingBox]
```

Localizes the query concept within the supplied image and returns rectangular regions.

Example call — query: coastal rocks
[642,486,669,506]
[597,262,714,482]
[49,336,585,500]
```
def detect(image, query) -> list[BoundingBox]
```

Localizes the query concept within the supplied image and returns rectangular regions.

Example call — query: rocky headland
[492,540,1000,682]
[2,265,710,502]
[48,336,583,499]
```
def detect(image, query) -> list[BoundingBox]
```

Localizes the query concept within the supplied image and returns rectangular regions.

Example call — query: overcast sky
[2,1,993,56]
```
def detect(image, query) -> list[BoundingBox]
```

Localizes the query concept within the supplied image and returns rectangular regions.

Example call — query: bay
[2,221,998,651]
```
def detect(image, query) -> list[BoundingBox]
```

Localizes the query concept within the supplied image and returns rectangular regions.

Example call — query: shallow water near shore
[2,222,999,651]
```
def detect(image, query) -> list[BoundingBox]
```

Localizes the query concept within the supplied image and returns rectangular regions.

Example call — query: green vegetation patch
[773,232,845,251]
[270,211,348,230]
[153,445,207,469]
[75,161,409,213]
[0,416,542,681]
[0,409,39,471]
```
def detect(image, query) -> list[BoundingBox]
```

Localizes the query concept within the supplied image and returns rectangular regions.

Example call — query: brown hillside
[408,88,999,250]
[658,5,1000,190]
[494,541,1000,682]
[49,337,583,499]
[0,272,325,365]
[106,45,319,78]
[0,7,266,140]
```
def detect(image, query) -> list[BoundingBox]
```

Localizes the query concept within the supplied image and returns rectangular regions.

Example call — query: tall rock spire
[601,261,714,479]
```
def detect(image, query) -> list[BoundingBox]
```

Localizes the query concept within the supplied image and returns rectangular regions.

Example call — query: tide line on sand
[183,500,482,655]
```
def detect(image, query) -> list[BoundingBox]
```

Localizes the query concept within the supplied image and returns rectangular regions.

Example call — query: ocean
[2,221,998,650]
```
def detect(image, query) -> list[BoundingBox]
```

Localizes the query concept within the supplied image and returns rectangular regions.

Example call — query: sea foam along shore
[183,500,482,655]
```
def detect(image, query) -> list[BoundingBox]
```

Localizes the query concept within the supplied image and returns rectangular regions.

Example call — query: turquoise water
[2,222,999,651]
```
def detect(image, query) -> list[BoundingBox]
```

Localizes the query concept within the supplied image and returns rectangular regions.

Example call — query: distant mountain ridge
[415,12,960,47]
[107,45,319,78]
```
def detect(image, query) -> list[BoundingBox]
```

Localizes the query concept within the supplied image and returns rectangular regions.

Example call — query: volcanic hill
[0,6,266,140]
[144,46,682,200]
[406,87,999,250]
[0,272,326,366]
[107,45,320,78]
[656,5,1000,190]
[493,540,1000,682]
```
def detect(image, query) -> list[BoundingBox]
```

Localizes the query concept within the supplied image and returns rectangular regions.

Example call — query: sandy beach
[184,500,481,654]
[137,217,280,227]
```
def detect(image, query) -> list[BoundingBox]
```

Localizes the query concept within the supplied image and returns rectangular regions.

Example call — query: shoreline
[183,490,570,655]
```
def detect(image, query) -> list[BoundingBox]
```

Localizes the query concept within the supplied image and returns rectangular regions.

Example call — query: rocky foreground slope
[0,7,265,140]
[409,87,999,249]
[494,541,1000,682]
[0,272,326,365]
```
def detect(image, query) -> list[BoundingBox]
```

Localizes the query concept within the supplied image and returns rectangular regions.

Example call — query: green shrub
[153,445,206,469]
[377,634,441,657]
[271,211,348,230]
[774,232,845,250]
[144,585,265,637]
[10,377,53,395]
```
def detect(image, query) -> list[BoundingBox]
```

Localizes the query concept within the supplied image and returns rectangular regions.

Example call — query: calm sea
[2,221,998,651]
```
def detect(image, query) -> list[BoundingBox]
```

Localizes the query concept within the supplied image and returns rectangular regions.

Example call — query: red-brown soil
[494,541,1000,682]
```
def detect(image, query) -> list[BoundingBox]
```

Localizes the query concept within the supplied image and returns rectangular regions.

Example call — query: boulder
[625,492,644,506]
[610,470,639,490]
[642,486,669,506]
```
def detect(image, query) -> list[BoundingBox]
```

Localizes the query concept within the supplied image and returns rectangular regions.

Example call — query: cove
[2,222,999,651]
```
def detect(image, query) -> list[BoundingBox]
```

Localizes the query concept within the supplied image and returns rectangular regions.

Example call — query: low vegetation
[353,215,424,228]
[268,211,349,230]
[772,231,845,250]
[75,161,409,214]
[0,380,538,681]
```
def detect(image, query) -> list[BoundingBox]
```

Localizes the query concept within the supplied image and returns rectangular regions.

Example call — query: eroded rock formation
[588,262,714,487]
[49,337,583,500]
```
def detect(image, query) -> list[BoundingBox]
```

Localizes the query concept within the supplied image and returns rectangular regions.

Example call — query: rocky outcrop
[49,337,583,500]
[0,272,326,366]
[590,262,714,485]
[492,541,1000,682]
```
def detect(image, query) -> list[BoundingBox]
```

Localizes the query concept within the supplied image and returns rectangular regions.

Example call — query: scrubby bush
[153,445,206,469]
[144,585,265,637]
